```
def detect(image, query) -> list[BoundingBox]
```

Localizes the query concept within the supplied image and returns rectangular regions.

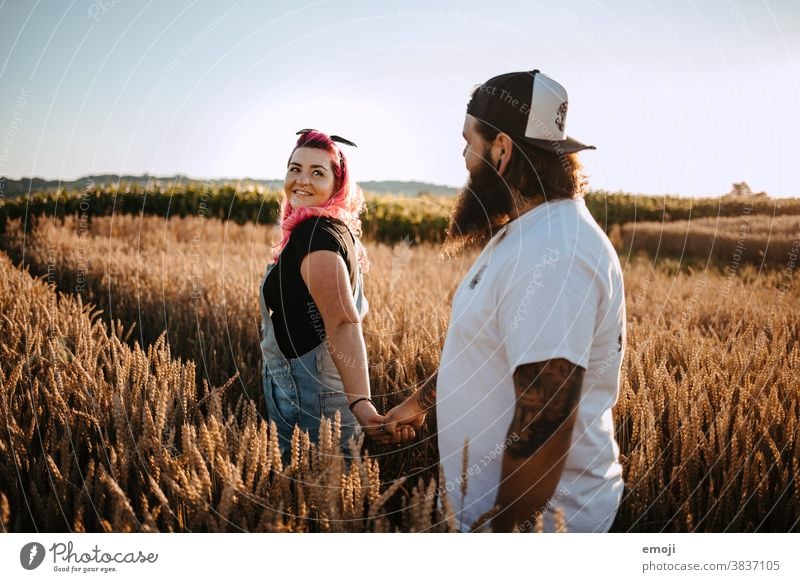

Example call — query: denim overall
[258,256,369,462]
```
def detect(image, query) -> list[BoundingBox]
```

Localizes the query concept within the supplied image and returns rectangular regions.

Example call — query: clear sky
[1,0,798,197]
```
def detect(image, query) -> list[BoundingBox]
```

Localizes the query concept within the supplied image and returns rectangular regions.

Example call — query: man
[384,70,626,533]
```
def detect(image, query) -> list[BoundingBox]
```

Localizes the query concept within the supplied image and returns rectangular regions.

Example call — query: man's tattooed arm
[506,359,583,459]
[492,358,584,532]
[415,372,438,411]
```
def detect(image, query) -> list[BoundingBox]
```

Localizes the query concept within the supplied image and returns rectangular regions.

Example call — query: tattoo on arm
[506,359,583,460]
[416,373,438,411]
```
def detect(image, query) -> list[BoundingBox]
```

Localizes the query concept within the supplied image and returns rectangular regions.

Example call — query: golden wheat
[1,212,799,531]
[0,252,455,532]
[620,214,800,266]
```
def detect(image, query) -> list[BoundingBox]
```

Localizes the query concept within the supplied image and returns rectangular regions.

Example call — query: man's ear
[491,133,514,174]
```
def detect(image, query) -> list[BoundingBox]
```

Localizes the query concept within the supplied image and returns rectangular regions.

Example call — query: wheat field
[0,250,459,532]
[1,213,798,531]
[620,214,800,266]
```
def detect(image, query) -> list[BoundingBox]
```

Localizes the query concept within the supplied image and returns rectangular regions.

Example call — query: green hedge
[3,182,799,243]
[583,190,800,227]
[0,183,281,232]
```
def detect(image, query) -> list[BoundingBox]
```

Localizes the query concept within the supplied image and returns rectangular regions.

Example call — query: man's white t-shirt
[436,197,625,533]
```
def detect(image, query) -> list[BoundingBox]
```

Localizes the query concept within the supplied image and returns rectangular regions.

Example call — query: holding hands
[351,373,436,446]
[350,397,416,446]
[382,396,427,441]
[372,372,437,445]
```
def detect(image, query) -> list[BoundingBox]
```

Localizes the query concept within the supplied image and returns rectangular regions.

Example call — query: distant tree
[730,182,753,197]
[725,182,768,198]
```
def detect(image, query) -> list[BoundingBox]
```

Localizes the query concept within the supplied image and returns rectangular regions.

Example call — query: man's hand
[382,372,436,441]
[352,400,415,445]
[383,397,427,440]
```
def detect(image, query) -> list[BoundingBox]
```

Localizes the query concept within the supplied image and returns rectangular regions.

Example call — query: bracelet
[348,397,374,412]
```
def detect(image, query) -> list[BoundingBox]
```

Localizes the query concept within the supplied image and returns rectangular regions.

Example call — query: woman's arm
[300,250,397,444]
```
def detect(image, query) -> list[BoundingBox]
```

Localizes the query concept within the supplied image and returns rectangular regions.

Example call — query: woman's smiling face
[285,147,336,208]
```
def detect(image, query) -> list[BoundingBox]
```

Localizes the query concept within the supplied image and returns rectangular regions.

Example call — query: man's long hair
[473,119,588,202]
[442,119,589,256]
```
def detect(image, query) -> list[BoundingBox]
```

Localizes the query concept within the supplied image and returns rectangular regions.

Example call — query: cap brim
[512,134,596,154]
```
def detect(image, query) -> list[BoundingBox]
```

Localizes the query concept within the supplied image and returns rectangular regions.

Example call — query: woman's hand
[382,396,427,440]
[351,400,415,445]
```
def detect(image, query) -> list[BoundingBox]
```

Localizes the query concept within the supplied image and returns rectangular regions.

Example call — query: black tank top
[263,216,358,359]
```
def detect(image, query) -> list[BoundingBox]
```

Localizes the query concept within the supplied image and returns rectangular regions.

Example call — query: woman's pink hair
[272,130,369,272]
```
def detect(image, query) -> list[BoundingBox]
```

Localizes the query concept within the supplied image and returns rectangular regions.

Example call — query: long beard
[442,161,516,257]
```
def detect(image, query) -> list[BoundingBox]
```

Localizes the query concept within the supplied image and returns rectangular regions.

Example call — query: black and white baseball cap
[466,69,595,154]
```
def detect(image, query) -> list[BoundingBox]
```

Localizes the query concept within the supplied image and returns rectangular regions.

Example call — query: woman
[258,129,402,460]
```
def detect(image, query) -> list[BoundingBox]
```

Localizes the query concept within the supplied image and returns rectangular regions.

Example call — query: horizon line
[1,173,794,199]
